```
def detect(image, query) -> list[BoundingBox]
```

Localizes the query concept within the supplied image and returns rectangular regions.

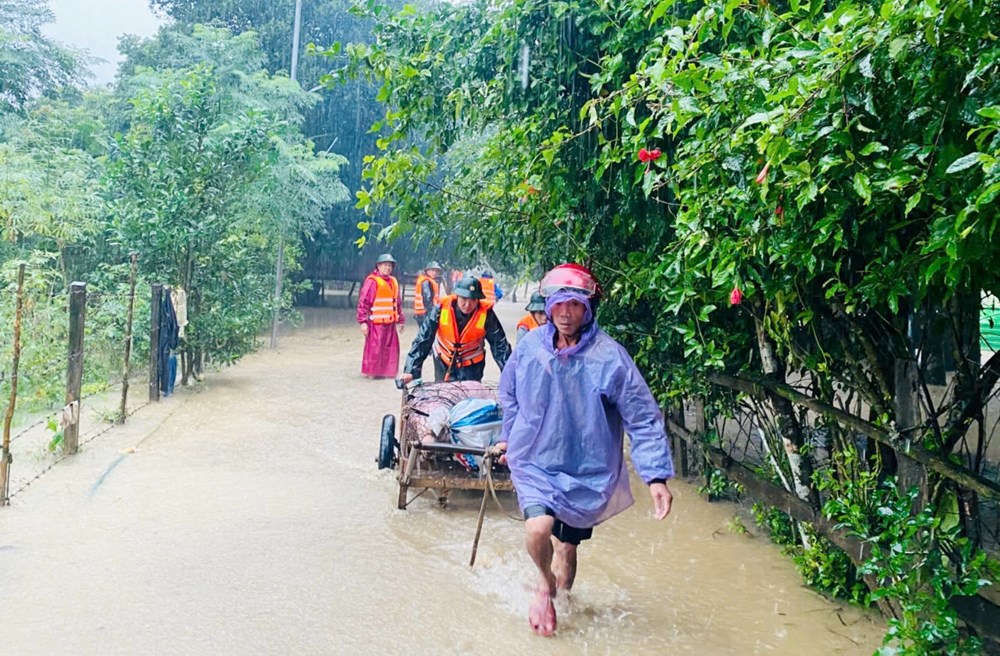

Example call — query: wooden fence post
[664,402,689,478]
[692,396,707,477]
[149,283,162,402]
[118,254,138,423]
[895,357,928,510]
[64,282,87,455]
[1,264,26,504]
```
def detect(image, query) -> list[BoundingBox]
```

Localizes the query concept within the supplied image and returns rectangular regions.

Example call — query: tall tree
[145,0,438,279]
[0,0,83,114]
[108,25,348,373]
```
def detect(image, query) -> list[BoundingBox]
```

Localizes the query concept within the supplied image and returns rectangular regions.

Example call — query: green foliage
[1,20,349,428]
[0,253,70,413]
[106,25,348,365]
[791,529,867,604]
[350,0,999,647]
[727,514,747,535]
[0,99,104,261]
[148,0,419,277]
[817,449,993,654]
[751,502,796,545]
[45,415,62,453]
[0,0,83,115]
[697,467,742,501]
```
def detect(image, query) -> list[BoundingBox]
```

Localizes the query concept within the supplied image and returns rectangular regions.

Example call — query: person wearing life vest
[399,276,511,383]
[516,292,548,341]
[449,268,463,295]
[478,270,504,307]
[413,261,443,327]
[356,253,404,378]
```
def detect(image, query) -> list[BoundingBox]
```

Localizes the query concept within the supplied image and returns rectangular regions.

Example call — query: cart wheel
[377,415,397,470]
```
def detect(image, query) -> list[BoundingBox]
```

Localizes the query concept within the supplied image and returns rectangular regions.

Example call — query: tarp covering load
[404,381,495,445]
[449,398,503,471]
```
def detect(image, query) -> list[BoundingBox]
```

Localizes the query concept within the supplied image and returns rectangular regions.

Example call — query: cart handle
[414,442,488,457]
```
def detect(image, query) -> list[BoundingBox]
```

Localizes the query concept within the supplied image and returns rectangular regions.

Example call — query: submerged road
[0,303,884,655]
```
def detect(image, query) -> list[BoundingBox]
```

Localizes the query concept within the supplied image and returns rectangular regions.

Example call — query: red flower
[637,147,663,163]
[526,185,539,195]
[755,162,770,184]
[775,205,784,217]
[729,286,743,306]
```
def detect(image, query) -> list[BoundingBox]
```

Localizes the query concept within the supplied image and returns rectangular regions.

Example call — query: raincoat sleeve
[403,304,441,376]
[419,280,436,311]
[356,277,376,324]
[609,344,674,483]
[485,309,512,371]
[498,348,519,441]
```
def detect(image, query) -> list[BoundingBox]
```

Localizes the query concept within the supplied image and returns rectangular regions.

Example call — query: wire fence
[688,377,1000,554]
[0,257,177,504]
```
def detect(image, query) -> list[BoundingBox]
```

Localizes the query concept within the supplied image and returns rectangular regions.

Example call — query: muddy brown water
[0,304,884,655]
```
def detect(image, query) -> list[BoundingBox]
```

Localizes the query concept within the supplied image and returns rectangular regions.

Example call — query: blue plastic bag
[450,398,503,471]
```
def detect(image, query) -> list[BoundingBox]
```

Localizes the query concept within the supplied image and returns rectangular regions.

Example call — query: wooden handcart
[377,380,513,510]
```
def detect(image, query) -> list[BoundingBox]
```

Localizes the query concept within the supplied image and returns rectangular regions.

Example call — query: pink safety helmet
[539,263,602,299]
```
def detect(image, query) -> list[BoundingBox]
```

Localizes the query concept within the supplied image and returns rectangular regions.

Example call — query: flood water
[0,303,884,655]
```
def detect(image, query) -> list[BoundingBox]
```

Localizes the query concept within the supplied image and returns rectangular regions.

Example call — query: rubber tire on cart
[377,414,397,470]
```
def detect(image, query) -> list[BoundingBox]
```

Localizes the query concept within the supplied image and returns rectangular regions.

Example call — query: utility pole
[271,0,304,349]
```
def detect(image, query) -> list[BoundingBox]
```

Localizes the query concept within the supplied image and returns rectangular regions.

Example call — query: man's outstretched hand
[649,482,673,521]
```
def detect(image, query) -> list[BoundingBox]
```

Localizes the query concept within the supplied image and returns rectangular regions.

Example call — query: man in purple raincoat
[499,263,674,637]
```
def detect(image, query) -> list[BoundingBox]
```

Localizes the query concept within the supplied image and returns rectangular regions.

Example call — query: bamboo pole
[1,264,26,505]
[118,254,138,423]
[270,0,303,349]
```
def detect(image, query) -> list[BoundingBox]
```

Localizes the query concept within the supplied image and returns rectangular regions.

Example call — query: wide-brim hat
[525,292,546,312]
[375,253,397,265]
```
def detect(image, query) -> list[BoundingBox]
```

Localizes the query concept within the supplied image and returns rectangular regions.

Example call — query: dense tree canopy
[107,25,349,368]
[146,0,433,277]
[0,0,83,113]
[2,4,350,404]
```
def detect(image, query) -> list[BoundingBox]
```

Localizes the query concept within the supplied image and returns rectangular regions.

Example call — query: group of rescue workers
[355,254,675,639]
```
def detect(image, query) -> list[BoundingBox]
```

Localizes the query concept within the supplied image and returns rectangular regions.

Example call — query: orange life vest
[366,274,400,324]
[433,296,488,368]
[413,274,440,315]
[517,313,540,333]
[480,278,496,306]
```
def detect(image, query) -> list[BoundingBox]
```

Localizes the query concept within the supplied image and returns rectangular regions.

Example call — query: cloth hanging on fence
[159,289,179,395]
[171,287,188,339]
[58,400,80,429]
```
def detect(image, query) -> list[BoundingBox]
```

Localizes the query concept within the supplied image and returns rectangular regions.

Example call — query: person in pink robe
[356,254,405,378]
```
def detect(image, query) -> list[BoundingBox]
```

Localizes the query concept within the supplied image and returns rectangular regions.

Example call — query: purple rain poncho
[499,317,674,530]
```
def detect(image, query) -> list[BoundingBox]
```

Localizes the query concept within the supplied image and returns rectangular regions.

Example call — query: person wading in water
[498,263,674,637]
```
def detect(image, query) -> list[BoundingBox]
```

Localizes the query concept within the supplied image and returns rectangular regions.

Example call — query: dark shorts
[523,505,593,546]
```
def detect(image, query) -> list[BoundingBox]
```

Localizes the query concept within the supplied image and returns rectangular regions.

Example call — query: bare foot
[529,586,557,637]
